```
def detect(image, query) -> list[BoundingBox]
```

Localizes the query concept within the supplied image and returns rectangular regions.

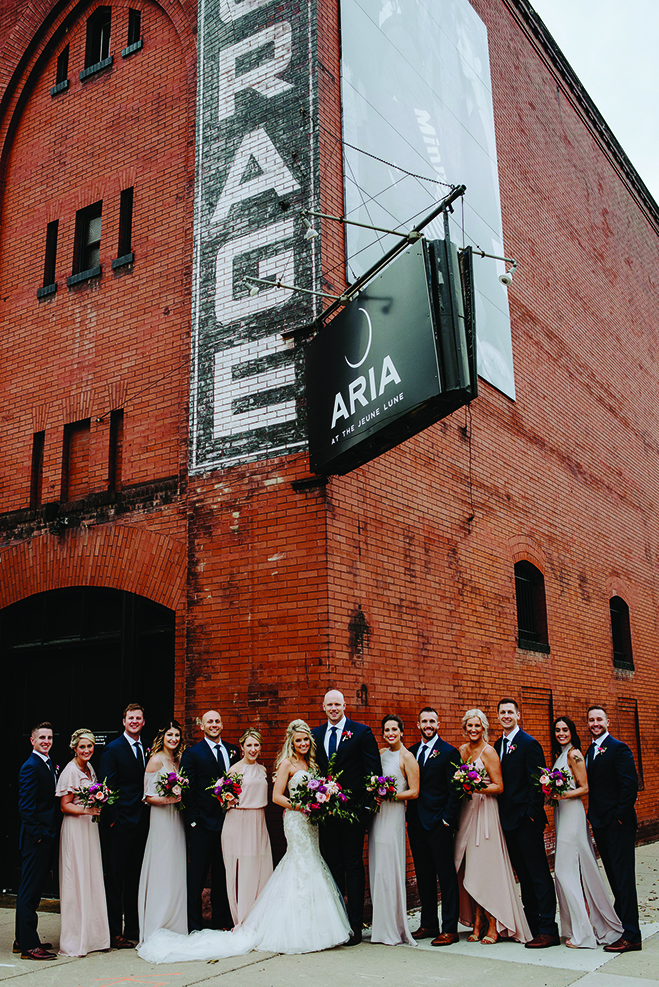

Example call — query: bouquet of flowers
[155,770,189,809]
[207,772,242,811]
[364,773,398,811]
[75,778,118,822]
[451,762,488,801]
[533,766,572,806]
[288,773,356,825]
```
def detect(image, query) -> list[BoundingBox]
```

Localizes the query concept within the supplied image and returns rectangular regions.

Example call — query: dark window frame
[30,432,45,509]
[113,187,134,268]
[37,220,59,298]
[610,596,634,670]
[514,560,550,653]
[70,201,103,283]
[85,7,112,67]
[108,409,124,492]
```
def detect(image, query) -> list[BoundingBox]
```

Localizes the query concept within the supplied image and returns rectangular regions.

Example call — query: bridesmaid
[454,709,531,944]
[368,714,419,945]
[552,716,623,948]
[138,721,187,943]
[221,728,273,926]
[56,729,110,956]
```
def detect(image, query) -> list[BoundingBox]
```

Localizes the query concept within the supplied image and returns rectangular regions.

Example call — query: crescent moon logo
[345,309,373,369]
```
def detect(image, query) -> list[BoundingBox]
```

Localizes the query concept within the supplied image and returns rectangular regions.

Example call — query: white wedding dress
[138,771,350,962]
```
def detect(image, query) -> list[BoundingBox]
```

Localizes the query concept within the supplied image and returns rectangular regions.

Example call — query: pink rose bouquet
[451,762,488,801]
[156,770,189,809]
[533,766,572,806]
[288,773,356,825]
[75,778,118,822]
[207,772,242,811]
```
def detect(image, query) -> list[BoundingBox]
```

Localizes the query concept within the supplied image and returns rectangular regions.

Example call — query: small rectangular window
[118,187,134,259]
[73,202,102,274]
[62,419,90,502]
[108,409,124,492]
[128,9,141,46]
[30,432,45,509]
[42,220,59,287]
[56,46,69,84]
[85,7,111,67]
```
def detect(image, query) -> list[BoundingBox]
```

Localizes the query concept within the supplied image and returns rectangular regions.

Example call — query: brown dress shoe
[13,941,52,952]
[111,935,136,949]
[603,937,642,953]
[431,932,459,946]
[21,947,57,960]
[524,933,560,948]
[412,927,439,940]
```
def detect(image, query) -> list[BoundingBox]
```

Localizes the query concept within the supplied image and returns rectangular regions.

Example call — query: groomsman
[99,703,150,947]
[406,707,462,946]
[312,689,381,946]
[494,698,559,947]
[585,704,641,952]
[15,722,59,960]
[181,710,240,932]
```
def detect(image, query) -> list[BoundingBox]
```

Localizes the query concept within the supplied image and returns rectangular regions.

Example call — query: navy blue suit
[15,752,59,950]
[312,718,381,935]
[180,738,240,931]
[99,735,150,939]
[494,729,557,937]
[406,737,461,933]
[586,734,640,942]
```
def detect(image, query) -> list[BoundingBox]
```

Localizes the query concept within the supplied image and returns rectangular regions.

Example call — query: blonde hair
[274,719,318,774]
[70,728,95,751]
[461,708,489,741]
[240,728,263,746]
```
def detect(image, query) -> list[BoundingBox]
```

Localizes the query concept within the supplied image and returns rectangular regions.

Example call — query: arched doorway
[1,587,175,894]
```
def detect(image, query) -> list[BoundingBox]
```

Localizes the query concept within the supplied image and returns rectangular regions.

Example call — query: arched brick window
[514,561,550,653]
[610,596,634,670]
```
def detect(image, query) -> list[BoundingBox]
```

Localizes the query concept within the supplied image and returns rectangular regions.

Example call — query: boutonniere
[428,749,439,760]
[594,746,607,758]
[507,744,517,754]
[341,730,353,742]
[55,765,60,774]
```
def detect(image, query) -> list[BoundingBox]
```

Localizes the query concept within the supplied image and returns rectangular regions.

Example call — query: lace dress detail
[138,770,350,962]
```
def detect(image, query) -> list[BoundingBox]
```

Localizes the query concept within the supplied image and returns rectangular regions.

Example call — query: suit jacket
[180,738,241,833]
[494,729,547,831]
[407,737,462,832]
[17,752,59,847]
[586,734,638,829]
[98,735,150,829]
[312,718,381,812]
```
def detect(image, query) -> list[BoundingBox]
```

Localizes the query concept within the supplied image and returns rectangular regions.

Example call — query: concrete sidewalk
[1,842,657,987]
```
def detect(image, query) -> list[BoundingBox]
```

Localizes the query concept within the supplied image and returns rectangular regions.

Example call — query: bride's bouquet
[533,766,572,806]
[74,778,119,822]
[156,769,189,809]
[451,762,488,801]
[207,772,243,810]
[288,773,356,825]
[364,773,398,811]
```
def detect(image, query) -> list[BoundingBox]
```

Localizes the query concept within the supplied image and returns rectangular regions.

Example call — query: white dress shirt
[205,735,230,772]
[324,716,347,757]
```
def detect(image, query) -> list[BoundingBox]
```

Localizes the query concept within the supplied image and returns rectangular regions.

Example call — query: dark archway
[1,587,175,894]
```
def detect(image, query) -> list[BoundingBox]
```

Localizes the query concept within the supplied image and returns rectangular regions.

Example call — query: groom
[312,689,381,946]
[585,704,641,952]
[181,710,240,932]
[494,698,559,947]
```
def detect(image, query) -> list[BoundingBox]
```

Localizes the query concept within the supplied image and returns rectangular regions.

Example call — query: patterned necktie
[134,742,144,770]
[418,744,428,768]
[328,727,338,759]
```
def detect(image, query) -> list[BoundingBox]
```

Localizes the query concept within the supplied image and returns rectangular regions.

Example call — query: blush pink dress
[454,749,531,942]
[55,761,110,956]
[221,762,273,925]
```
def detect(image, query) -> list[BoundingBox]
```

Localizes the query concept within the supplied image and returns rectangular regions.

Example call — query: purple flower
[308,779,321,791]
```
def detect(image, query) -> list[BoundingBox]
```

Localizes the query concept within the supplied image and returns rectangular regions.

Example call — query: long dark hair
[150,720,185,760]
[551,716,582,761]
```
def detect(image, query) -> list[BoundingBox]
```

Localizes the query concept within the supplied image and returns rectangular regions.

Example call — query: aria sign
[305,240,476,475]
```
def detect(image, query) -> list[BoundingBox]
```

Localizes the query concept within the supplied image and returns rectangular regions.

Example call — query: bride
[138,719,350,962]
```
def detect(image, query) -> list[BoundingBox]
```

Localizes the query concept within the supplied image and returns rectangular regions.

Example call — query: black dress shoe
[111,935,136,949]
[603,937,642,953]
[21,947,57,960]
[343,933,362,946]
[13,941,52,952]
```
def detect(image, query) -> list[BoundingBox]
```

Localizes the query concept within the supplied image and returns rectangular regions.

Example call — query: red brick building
[1,0,658,892]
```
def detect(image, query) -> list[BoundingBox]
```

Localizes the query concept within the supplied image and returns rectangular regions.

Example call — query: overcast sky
[531,0,659,203]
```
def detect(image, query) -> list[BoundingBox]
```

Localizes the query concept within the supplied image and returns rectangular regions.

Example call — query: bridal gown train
[553,745,623,948]
[138,770,350,962]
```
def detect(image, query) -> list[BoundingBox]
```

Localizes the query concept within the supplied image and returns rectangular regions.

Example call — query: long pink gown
[55,761,110,956]
[221,762,273,925]
[454,749,531,942]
